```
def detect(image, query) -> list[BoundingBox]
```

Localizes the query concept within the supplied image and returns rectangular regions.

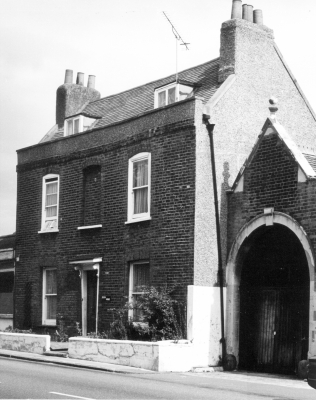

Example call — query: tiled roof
[304,153,316,173]
[83,58,220,129]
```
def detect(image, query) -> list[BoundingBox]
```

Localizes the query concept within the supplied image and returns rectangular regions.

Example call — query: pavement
[0,348,155,374]
[0,347,311,391]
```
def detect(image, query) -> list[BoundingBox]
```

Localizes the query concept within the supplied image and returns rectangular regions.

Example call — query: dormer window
[154,81,194,109]
[66,117,81,136]
[64,115,96,136]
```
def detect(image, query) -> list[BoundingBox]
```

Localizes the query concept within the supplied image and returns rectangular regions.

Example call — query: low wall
[69,338,193,372]
[0,332,50,354]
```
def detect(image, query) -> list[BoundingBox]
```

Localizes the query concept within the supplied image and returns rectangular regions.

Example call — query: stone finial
[269,97,278,119]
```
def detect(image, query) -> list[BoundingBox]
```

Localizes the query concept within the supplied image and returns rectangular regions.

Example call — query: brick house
[0,234,15,330]
[15,1,316,372]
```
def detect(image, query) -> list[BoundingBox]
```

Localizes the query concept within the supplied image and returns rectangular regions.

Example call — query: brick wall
[15,110,197,332]
[227,130,316,266]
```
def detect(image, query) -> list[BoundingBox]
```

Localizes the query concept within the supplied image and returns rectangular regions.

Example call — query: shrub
[106,286,186,341]
[3,326,32,334]
[135,286,185,341]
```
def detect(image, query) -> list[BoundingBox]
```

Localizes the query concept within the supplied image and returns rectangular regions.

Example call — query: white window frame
[39,174,60,233]
[154,82,194,109]
[126,152,151,223]
[128,261,150,320]
[42,268,57,325]
[64,116,83,136]
[154,83,178,108]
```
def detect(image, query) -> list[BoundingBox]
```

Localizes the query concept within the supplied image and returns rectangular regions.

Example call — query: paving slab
[0,349,156,374]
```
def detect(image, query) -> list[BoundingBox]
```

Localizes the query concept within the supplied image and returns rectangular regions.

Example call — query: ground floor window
[42,268,57,325]
[0,271,14,315]
[129,261,150,321]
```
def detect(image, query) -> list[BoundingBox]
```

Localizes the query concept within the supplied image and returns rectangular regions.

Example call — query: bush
[107,286,186,341]
[3,326,32,334]
[135,286,185,341]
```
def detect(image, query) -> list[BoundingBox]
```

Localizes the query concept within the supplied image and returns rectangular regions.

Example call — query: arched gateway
[226,212,315,374]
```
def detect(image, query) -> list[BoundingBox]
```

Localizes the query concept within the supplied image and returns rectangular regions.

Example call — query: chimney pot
[247,5,254,22]
[64,69,73,84]
[76,72,84,86]
[231,0,242,19]
[87,75,96,89]
[253,9,263,25]
[242,4,248,20]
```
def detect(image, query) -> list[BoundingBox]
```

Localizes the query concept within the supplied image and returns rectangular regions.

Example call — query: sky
[1,0,316,236]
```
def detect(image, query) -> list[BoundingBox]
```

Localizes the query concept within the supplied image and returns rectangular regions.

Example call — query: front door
[86,270,97,334]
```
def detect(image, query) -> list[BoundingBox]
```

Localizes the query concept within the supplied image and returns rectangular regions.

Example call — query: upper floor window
[127,153,151,223]
[64,115,96,136]
[154,82,194,109]
[40,174,59,232]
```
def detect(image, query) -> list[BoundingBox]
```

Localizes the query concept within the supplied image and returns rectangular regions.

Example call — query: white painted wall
[0,318,12,331]
[187,285,226,367]
[69,338,193,372]
[0,332,50,354]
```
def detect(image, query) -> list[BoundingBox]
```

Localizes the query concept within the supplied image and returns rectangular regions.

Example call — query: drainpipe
[203,115,226,367]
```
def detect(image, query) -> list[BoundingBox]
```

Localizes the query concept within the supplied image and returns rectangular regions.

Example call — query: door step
[43,351,68,358]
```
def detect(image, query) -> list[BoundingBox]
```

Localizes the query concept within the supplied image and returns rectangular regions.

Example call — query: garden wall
[68,337,193,372]
[0,332,50,354]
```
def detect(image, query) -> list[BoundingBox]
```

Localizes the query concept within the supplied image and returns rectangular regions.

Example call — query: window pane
[133,160,148,188]
[67,120,73,135]
[134,187,148,214]
[46,206,57,218]
[46,270,57,294]
[133,264,150,292]
[168,87,176,104]
[158,91,166,107]
[46,181,57,195]
[74,119,80,134]
[47,296,57,320]
[132,294,142,321]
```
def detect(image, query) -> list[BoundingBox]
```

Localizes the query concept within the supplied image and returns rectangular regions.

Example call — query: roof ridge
[88,57,220,105]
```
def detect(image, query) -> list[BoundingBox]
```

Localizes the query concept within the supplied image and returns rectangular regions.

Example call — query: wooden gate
[239,287,309,374]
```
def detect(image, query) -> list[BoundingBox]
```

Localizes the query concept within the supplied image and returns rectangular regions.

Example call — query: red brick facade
[15,108,197,333]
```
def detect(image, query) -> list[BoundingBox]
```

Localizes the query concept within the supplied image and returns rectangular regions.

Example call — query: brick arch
[225,211,316,360]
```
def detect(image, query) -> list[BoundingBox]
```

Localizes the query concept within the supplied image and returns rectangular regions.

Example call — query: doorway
[238,224,309,374]
[86,270,98,334]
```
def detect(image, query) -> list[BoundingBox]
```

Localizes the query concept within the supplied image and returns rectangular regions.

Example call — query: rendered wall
[69,338,193,372]
[0,332,50,354]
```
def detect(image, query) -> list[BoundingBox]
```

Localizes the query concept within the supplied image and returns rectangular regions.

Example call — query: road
[0,356,315,399]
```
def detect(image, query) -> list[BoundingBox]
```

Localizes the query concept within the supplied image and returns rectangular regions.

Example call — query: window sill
[125,217,152,225]
[38,229,59,234]
[0,314,13,319]
[77,225,102,230]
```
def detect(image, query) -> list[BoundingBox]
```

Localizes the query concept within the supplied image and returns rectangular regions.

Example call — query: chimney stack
[76,72,84,86]
[219,6,274,83]
[56,70,101,128]
[253,9,263,25]
[64,69,73,84]
[231,0,242,19]
[87,75,96,89]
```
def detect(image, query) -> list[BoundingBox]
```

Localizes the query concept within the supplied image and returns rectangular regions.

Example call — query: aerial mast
[163,12,189,82]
